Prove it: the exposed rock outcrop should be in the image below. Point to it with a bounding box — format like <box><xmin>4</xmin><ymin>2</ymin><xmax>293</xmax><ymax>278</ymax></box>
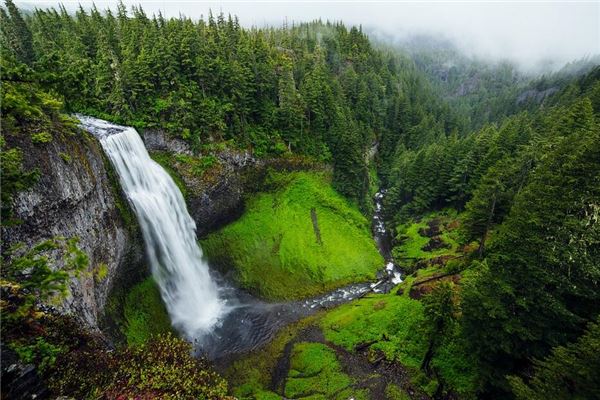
<box><xmin>1</xmin><ymin>129</ymin><xmax>144</xmax><ymax>331</ymax></box>
<box><xmin>141</xmin><ymin>129</ymin><xmax>324</xmax><ymax>237</ymax></box>
<box><xmin>454</xmin><ymin>74</ymin><xmax>480</xmax><ymax>97</ymax></box>
<box><xmin>142</xmin><ymin>128</ymin><xmax>193</xmax><ymax>156</ymax></box>
<box><xmin>0</xmin><ymin>346</ymin><xmax>49</xmax><ymax>400</ymax></box>
<box><xmin>516</xmin><ymin>87</ymin><xmax>559</xmax><ymax>105</ymax></box>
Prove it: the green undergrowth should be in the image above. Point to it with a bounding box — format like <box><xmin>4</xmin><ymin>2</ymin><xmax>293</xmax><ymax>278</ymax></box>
<box><xmin>324</xmin><ymin>288</ymin><xmax>477</xmax><ymax>397</ymax></box>
<box><xmin>230</xmin><ymin>275</ymin><xmax>477</xmax><ymax>399</ymax></box>
<box><xmin>392</xmin><ymin>210</ymin><xmax>461</xmax><ymax>271</ymax></box>
<box><xmin>228</xmin><ymin>315</ymin><xmax>321</xmax><ymax>399</ymax></box>
<box><xmin>321</xmin><ymin>293</ymin><xmax>425</xmax><ymax>369</ymax></box>
<box><xmin>385</xmin><ymin>383</ymin><xmax>411</xmax><ymax>400</ymax></box>
<box><xmin>229</xmin><ymin>314</ymin><xmax>369</xmax><ymax>400</ymax></box>
<box><xmin>201</xmin><ymin>171</ymin><xmax>383</xmax><ymax>300</ymax></box>
<box><xmin>123</xmin><ymin>277</ymin><xmax>173</xmax><ymax>346</ymax></box>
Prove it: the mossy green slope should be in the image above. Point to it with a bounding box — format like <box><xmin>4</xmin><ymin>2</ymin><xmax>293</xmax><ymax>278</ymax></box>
<box><xmin>123</xmin><ymin>277</ymin><xmax>173</xmax><ymax>346</ymax></box>
<box><xmin>201</xmin><ymin>172</ymin><xmax>383</xmax><ymax>300</ymax></box>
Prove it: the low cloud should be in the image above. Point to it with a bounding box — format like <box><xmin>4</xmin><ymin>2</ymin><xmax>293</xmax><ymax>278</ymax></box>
<box><xmin>17</xmin><ymin>1</ymin><xmax>600</xmax><ymax>71</ymax></box>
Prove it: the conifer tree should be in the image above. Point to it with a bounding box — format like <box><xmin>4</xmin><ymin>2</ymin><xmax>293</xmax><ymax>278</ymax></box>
<box><xmin>3</xmin><ymin>0</ymin><xmax>35</xmax><ymax>65</ymax></box>
<box><xmin>509</xmin><ymin>318</ymin><xmax>600</xmax><ymax>400</ymax></box>
<box><xmin>462</xmin><ymin>98</ymin><xmax>600</xmax><ymax>395</ymax></box>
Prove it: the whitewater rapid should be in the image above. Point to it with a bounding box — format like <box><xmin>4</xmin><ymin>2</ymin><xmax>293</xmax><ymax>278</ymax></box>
<box><xmin>79</xmin><ymin>116</ymin><xmax>227</xmax><ymax>340</ymax></box>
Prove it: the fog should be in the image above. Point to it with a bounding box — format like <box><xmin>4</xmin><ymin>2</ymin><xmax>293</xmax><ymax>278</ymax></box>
<box><xmin>16</xmin><ymin>1</ymin><xmax>600</xmax><ymax>71</ymax></box>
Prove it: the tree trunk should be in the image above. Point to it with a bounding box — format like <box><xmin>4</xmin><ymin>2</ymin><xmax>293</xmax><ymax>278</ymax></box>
<box><xmin>478</xmin><ymin>192</ymin><xmax>497</xmax><ymax>257</ymax></box>
<box><xmin>421</xmin><ymin>339</ymin><xmax>436</xmax><ymax>376</ymax></box>
<box><xmin>310</xmin><ymin>207</ymin><xmax>322</xmax><ymax>245</ymax></box>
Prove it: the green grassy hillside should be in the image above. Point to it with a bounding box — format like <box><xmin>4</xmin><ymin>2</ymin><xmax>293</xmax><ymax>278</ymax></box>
<box><xmin>201</xmin><ymin>172</ymin><xmax>383</xmax><ymax>300</ymax></box>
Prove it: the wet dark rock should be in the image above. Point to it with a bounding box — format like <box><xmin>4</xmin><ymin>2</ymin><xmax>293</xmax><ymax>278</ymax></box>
<box><xmin>197</xmin><ymin>156</ymin><xmax>324</xmax><ymax>236</ymax></box>
<box><xmin>1</xmin><ymin>345</ymin><xmax>49</xmax><ymax>400</ymax></box>
<box><xmin>142</xmin><ymin>128</ymin><xmax>193</xmax><ymax>155</ymax></box>
<box><xmin>409</xmin><ymin>284</ymin><xmax>431</xmax><ymax>300</ymax></box>
<box><xmin>354</xmin><ymin>340</ymin><xmax>378</xmax><ymax>352</ymax></box>
<box><xmin>454</xmin><ymin>74</ymin><xmax>480</xmax><ymax>96</ymax></box>
<box><xmin>142</xmin><ymin>129</ymin><xmax>257</xmax><ymax>235</ymax></box>
<box><xmin>418</xmin><ymin>218</ymin><xmax>441</xmax><ymax>237</ymax></box>
<box><xmin>190</xmin><ymin>150</ymin><xmax>257</xmax><ymax>236</ymax></box>
<box><xmin>409</xmin><ymin>273</ymin><xmax>461</xmax><ymax>300</ymax></box>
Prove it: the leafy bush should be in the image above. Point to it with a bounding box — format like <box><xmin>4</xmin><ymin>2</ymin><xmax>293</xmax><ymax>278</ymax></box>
<box><xmin>52</xmin><ymin>333</ymin><xmax>232</xmax><ymax>399</ymax></box>
<box><xmin>10</xmin><ymin>337</ymin><xmax>64</xmax><ymax>372</ymax></box>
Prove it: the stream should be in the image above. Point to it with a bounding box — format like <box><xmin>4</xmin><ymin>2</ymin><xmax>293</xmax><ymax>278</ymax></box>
<box><xmin>80</xmin><ymin>115</ymin><xmax>402</xmax><ymax>362</ymax></box>
<box><xmin>195</xmin><ymin>193</ymin><xmax>404</xmax><ymax>362</ymax></box>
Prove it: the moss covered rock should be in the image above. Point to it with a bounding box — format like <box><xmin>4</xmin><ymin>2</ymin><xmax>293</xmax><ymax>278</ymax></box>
<box><xmin>201</xmin><ymin>172</ymin><xmax>383</xmax><ymax>300</ymax></box>
<box><xmin>285</xmin><ymin>342</ymin><xmax>354</xmax><ymax>399</ymax></box>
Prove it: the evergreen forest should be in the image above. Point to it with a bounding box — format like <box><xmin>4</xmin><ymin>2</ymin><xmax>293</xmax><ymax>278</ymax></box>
<box><xmin>1</xmin><ymin>1</ymin><xmax>598</xmax><ymax>399</ymax></box>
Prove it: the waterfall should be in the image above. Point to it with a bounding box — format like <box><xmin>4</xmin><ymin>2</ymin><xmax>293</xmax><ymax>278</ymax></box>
<box><xmin>79</xmin><ymin>116</ymin><xmax>226</xmax><ymax>340</ymax></box>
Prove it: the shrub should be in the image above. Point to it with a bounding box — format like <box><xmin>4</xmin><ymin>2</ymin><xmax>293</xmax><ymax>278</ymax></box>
<box><xmin>10</xmin><ymin>337</ymin><xmax>64</xmax><ymax>372</ymax></box>
<box><xmin>52</xmin><ymin>333</ymin><xmax>232</xmax><ymax>399</ymax></box>
<box><xmin>31</xmin><ymin>131</ymin><xmax>53</xmax><ymax>144</ymax></box>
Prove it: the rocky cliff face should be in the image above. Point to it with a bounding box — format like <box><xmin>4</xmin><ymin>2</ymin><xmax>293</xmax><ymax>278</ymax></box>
<box><xmin>143</xmin><ymin>129</ymin><xmax>258</xmax><ymax>236</ymax></box>
<box><xmin>516</xmin><ymin>87</ymin><xmax>559</xmax><ymax>105</ymax></box>
<box><xmin>142</xmin><ymin>129</ymin><xmax>323</xmax><ymax>237</ymax></box>
<box><xmin>142</xmin><ymin>128</ymin><xmax>193</xmax><ymax>156</ymax></box>
<box><xmin>1</xmin><ymin>129</ymin><xmax>144</xmax><ymax>330</ymax></box>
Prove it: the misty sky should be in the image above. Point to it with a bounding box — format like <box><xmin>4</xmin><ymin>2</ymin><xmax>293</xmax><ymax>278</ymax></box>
<box><xmin>16</xmin><ymin>1</ymin><xmax>600</xmax><ymax>70</ymax></box>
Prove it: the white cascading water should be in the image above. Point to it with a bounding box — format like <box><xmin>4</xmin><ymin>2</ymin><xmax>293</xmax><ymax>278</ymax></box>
<box><xmin>78</xmin><ymin>116</ymin><xmax>226</xmax><ymax>340</ymax></box>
